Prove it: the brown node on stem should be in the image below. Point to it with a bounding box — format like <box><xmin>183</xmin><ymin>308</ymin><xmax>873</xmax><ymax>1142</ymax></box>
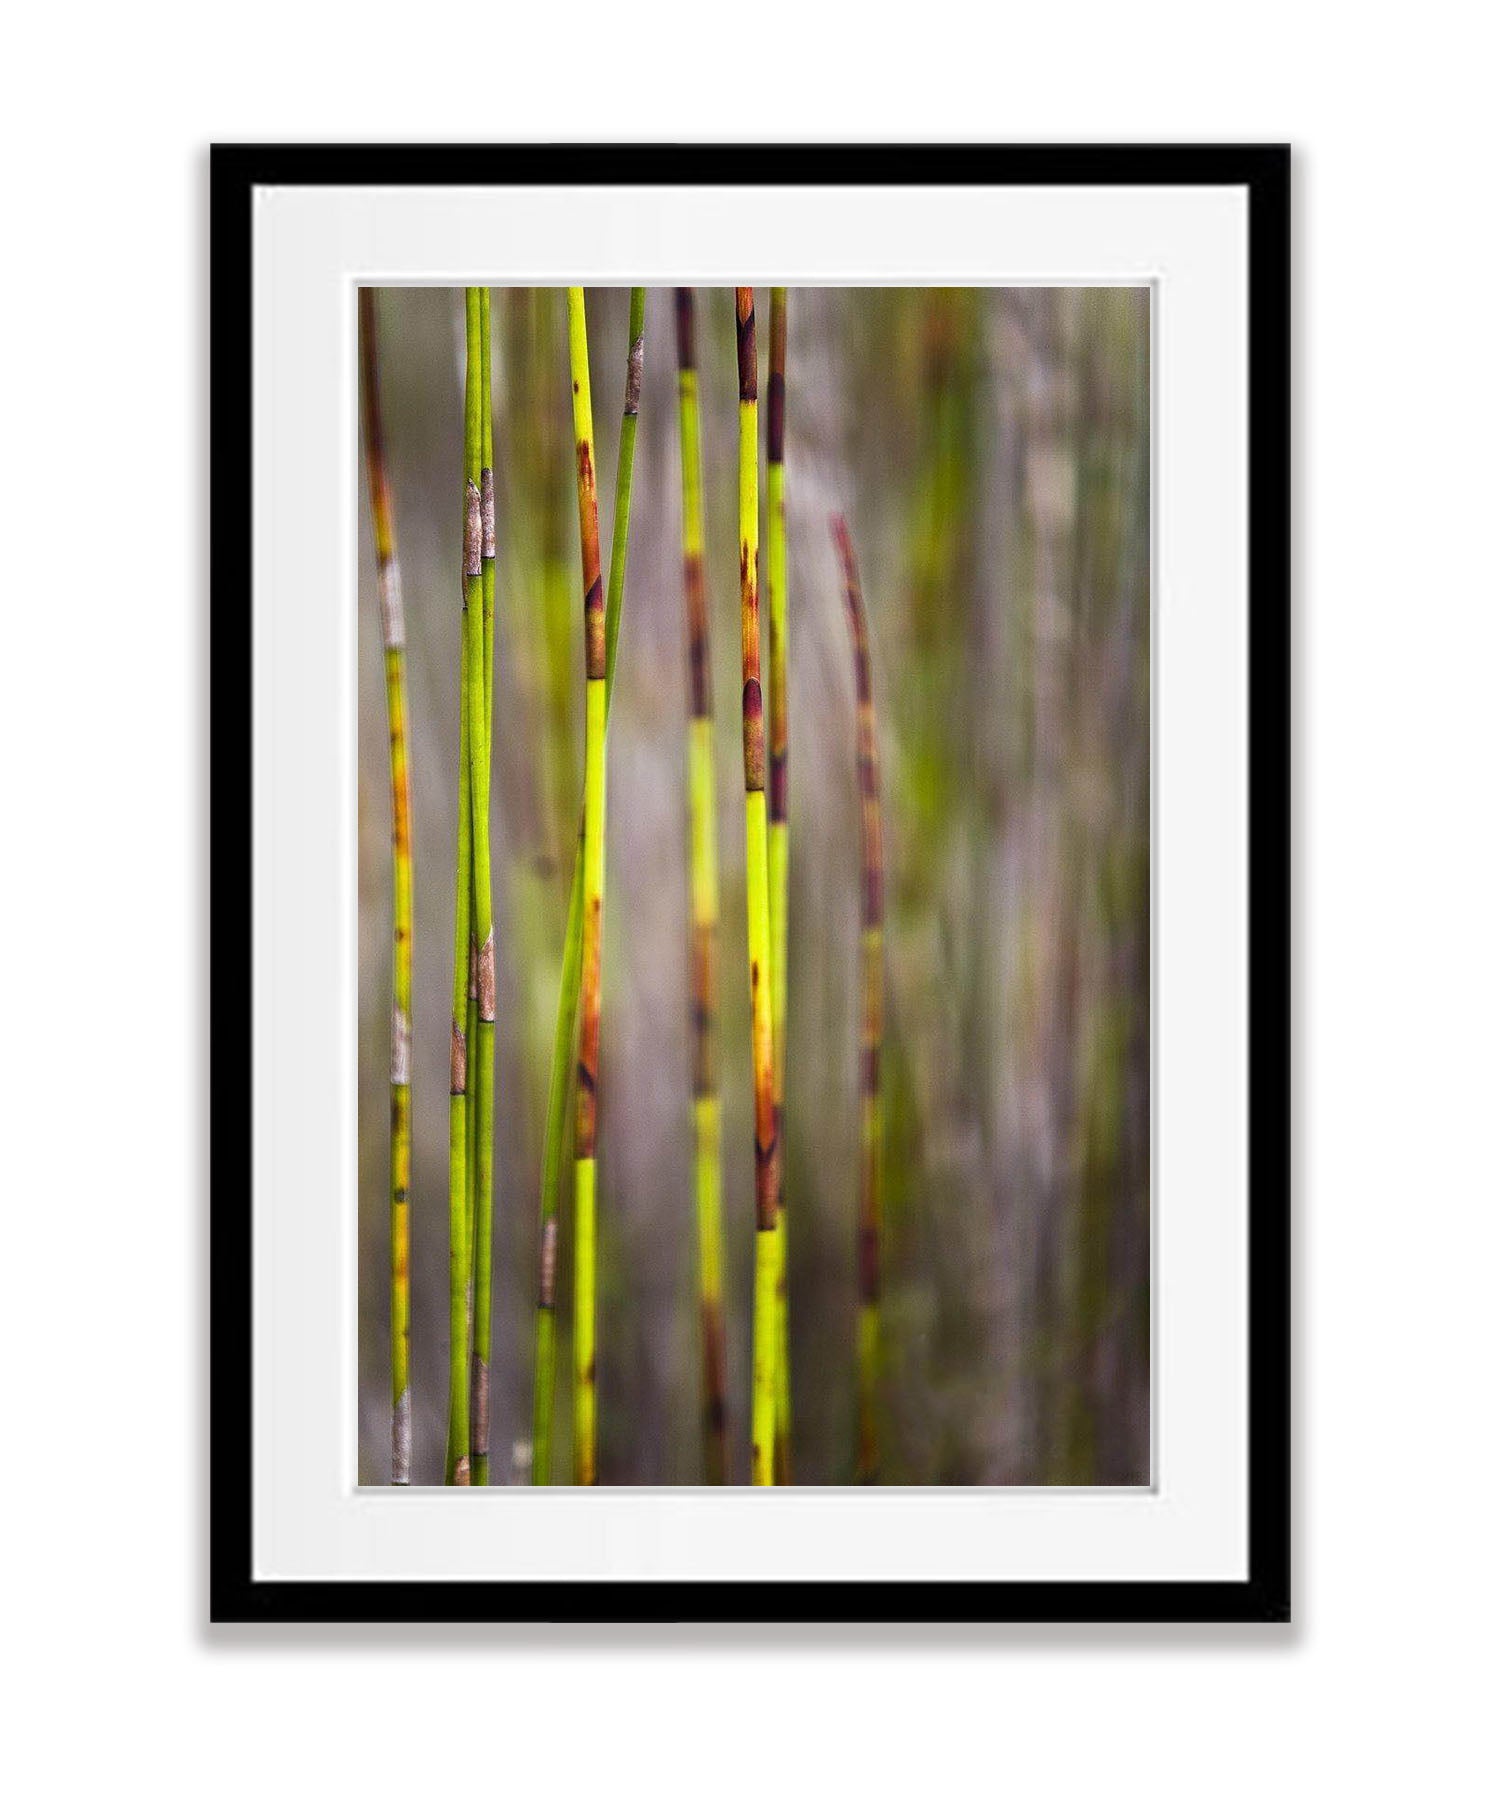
<box><xmin>575</xmin><ymin>1058</ymin><xmax>598</xmax><ymax>1161</ymax></box>
<box><xmin>538</xmin><ymin>1216</ymin><xmax>558</xmax><ymax>1309</ymax></box>
<box><xmin>739</xmin><ymin>541</ymin><xmax>760</xmax><ymax>683</ymax></box>
<box><xmin>477</xmin><ymin>928</ymin><xmax>496</xmax><ymax>1023</ymax></box>
<box><xmin>377</xmin><ymin>557</ymin><xmax>405</xmax><ymax>649</ymax></box>
<box><xmin>480</xmin><ymin>468</ymin><xmax>496</xmax><ymax>560</ymax></box>
<box><xmin>864</xmin><ymin>856</ymin><xmax>885</xmax><ymax>930</ymax></box>
<box><xmin>753</xmin><ymin>1078</ymin><xmax>779</xmax><ymax>1232</ymax></box>
<box><xmin>575</xmin><ymin>899</ymin><xmax>603</xmax><ymax>1158</ymax></box>
<box><xmin>584</xmin><ymin>580</ymin><xmax>606</xmax><ymax>681</ymax></box>
<box><xmin>767</xmin><ymin>289</ymin><xmax>787</xmax><ymax>459</ymax></box>
<box><xmin>392</xmin><ymin>1389</ymin><xmax>411</xmax><ymax>1485</ymax></box>
<box><xmin>470</xmin><ymin>1355</ymin><xmax>490</xmax><ymax>1446</ymax></box>
<box><xmin>390</xmin><ymin>756</ymin><xmax>411</xmax><ymax>860</ymax></box>
<box><xmin>857</xmin><ymin>743</ymin><xmax>878</xmax><ymax>800</ymax></box>
<box><xmin>742</xmin><ymin>677</ymin><xmax>766</xmax><ymax>790</ymax></box>
<box><xmin>691</xmin><ymin>922</ymin><xmax>716</xmax><ymax>1097</ymax></box>
<box><xmin>625</xmin><ymin>332</ymin><xmax>644</xmax><ymax>417</ymax></box>
<box><xmin>685</xmin><ymin>556</ymin><xmax>710</xmax><ymax>716</ymax></box>
<box><xmin>770</xmin><ymin>372</ymin><xmax>785</xmax><ymax>468</ymax></box>
<box><xmin>735</xmin><ymin>288</ymin><xmax>757</xmax><ymax>400</ymax></box>
<box><xmin>769</xmin><ymin>747</ymin><xmax>787</xmax><ymax>824</ymax></box>
<box><xmin>391</xmin><ymin>1005</ymin><xmax>412</xmax><ymax>1087</ymax></box>
<box><xmin>701</xmin><ymin>1298</ymin><xmax>728</xmax><ymax>1482</ymax></box>
<box><xmin>464</xmin><ymin>480</ymin><xmax>482</xmax><ymax>579</ymax></box>
<box><xmin>674</xmin><ymin>288</ymin><xmax>696</xmax><ymax>370</ymax></box>
<box><xmin>575</xmin><ymin>433</ymin><xmax>602</xmax><ymax>663</ymax></box>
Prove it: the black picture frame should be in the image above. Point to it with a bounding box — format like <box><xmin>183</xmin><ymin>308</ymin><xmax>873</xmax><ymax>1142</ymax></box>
<box><xmin>210</xmin><ymin>143</ymin><xmax>1290</xmax><ymax>1626</ymax></box>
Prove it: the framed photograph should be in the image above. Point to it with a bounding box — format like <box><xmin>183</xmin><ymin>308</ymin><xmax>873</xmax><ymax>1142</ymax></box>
<box><xmin>211</xmin><ymin>143</ymin><xmax>1289</xmax><ymax>1623</ymax></box>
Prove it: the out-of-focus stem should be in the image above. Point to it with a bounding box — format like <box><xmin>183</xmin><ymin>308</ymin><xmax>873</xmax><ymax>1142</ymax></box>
<box><xmin>832</xmin><ymin>515</ymin><xmax>884</xmax><ymax>1485</ymax></box>
<box><xmin>358</xmin><ymin>289</ymin><xmax>414</xmax><ymax>1485</ymax></box>
<box><xmin>676</xmin><ymin>289</ymin><xmax>728</xmax><ymax>1483</ymax></box>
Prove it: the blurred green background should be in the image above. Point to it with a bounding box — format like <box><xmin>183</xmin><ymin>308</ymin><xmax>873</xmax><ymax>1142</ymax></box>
<box><xmin>358</xmin><ymin>286</ymin><xmax>1150</xmax><ymax>1485</ymax></box>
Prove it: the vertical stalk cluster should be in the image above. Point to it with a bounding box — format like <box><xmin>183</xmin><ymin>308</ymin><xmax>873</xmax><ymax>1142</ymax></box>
<box><xmin>832</xmin><ymin>516</ymin><xmax>885</xmax><ymax>1483</ymax></box>
<box><xmin>358</xmin><ymin>290</ymin><xmax>415</xmax><ymax>1486</ymax></box>
<box><xmin>374</xmin><ymin>288</ymin><xmax>915</xmax><ymax>1487</ymax></box>
<box><xmin>675</xmin><ymin>289</ymin><xmax>728</xmax><ymax>1483</ymax></box>
<box><xmin>765</xmin><ymin>287</ymin><xmax>792</xmax><ymax>1483</ymax></box>
<box><xmin>735</xmin><ymin>288</ymin><xmax>779</xmax><ymax>1486</ymax></box>
<box><xmin>531</xmin><ymin>289</ymin><xmax>643</xmax><ymax>1485</ymax></box>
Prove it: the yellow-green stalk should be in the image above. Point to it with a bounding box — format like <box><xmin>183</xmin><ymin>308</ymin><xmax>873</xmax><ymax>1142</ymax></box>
<box><xmin>676</xmin><ymin>289</ymin><xmax>728</xmax><ymax>1483</ymax></box>
<box><xmin>765</xmin><ymin>286</ymin><xmax>792</xmax><ymax>1483</ymax></box>
<box><xmin>832</xmin><ymin>516</ymin><xmax>885</xmax><ymax>1484</ymax></box>
<box><xmin>444</xmin><ymin>293</ymin><xmax>484</xmax><ymax>1484</ymax></box>
<box><xmin>469</xmin><ymin>287</ymin><xmax>497</xmax><ymax>1485</ymax></box>
<box><xmin>532</xmin><ymin>289</ymin><xmax>644</xmax><ymax>1484</ymax></box>
<box><xmin>358</xmin><ymin>290</ymin><xmax>414</xmax><ymax>1485</ymax></box>
<box><xmin>735</xmin><ymin>289</ymin><xmax>778</xmax><ymax>1486</ymax></box>
<box><xmin>568</xmin><ymin>287</ymin><xmax>610</xmax><ymax>1486</ymax></box>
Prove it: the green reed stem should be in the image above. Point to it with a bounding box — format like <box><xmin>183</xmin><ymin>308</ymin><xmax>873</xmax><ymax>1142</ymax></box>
<box><xmin>567</xmin><ymin>287</ymin><xmax>608</xmax><ymax>1485</ymax></box>
<box><xmin>531</xmin><ymin>289</ymin><xmax>644</xmax><ymax>1485</ymax></box>
<box><xmin>444</xmin><ymin>292</ymin><xmax>484</xmax><ymax>1483</ymax></box>
<box><xmin>469</xmin><ymin>287</ymin><xmax>497</xmax><ymax>1485</ymax></box>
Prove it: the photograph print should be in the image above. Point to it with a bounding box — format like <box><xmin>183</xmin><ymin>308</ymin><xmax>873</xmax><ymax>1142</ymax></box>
<box><xmin>357</xmin><ymin>283</ymin><xmax>1151</xmax><ymax>1490</ymax></box>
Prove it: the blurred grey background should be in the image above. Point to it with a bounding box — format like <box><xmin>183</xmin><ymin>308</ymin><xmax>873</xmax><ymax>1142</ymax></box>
<box><xmin>358</xmin><ymin>286</ymin><xmax>1150</xmax><ymax>1485</ymax></box>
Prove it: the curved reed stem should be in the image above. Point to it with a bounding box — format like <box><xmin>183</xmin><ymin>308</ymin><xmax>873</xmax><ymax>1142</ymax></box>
<box><xmin>358</xmin><ymin>290</ymin><xmax>414</xmax><ymax>1486</ymax></box>
<box><xmin>469</xmin><ymin>287</ymin><xmax>497</xmax><ymax>1485</ymax></box>
<box><xmin>735</xmin><ymin>288</ymin><xmax>778</xmax><ymax>1486</ymax></box>
<box><xmin>832</xmin><ymin>515</ymin><xmax>885</xmax><ymax>1483</ymax></box>
<box><xmin>531</xmin><ymin>290</ymin><xmax>644</xmax><ymax>1484</ymax></box>
<box><xmin>766</xmin><ymin>286</ymin><xmax>792</xmax><ymax>1483</ymax></box>
<box><xmin>676</xmin><ymin>289</ymin><xmax>728</xmax><ymax>1483</ymax></box>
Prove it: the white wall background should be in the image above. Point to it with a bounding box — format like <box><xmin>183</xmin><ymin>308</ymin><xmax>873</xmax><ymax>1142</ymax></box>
<box><xmin>4</xmin><ymin>5</ymin><xmax>1495</xmax><ymax>1794</ymax></box>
